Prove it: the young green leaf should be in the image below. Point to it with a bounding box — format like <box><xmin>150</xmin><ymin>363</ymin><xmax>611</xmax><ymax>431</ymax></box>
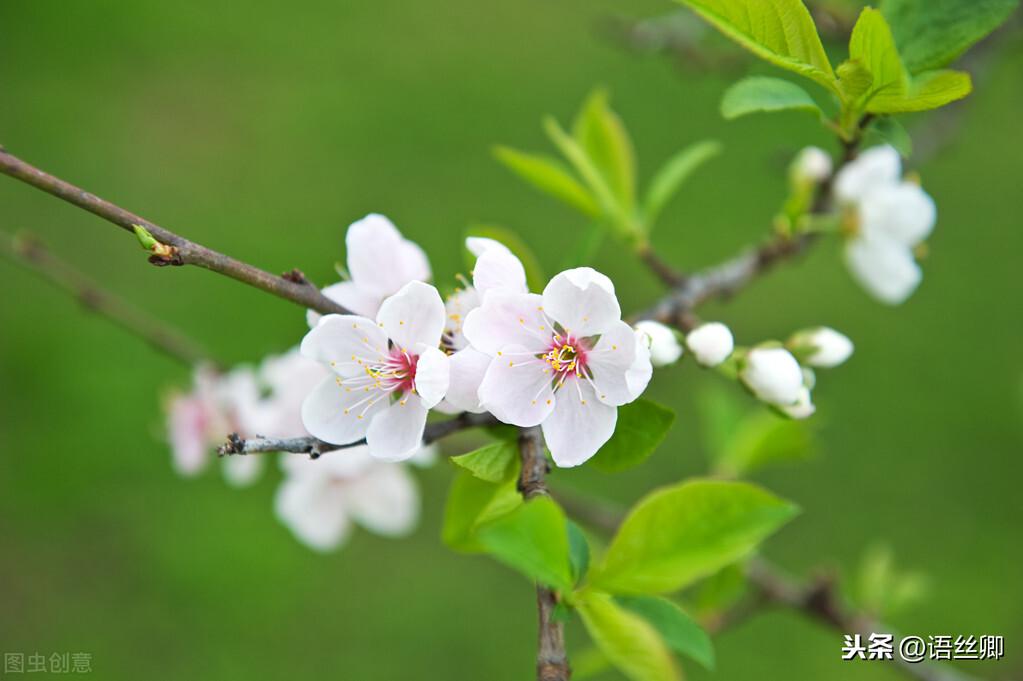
<box><xmin>617</xmin><ymin>595</ymin><xmax>716</xmax><ymax>670</ymax></box>
<box><xmin>464</xmin><ymin>224</ymin><xmax>547</xmax><ymax>292</ymax></box>
<box><xmin>573</xmin><ymin>88</ymin><xmax>637</xmax><ymax>212</ymax></box>
<box><xmin>836</xmin><ymin>59</ymin><xmax>875</xmax><ymax>102</ymax></box>
<box><xmin>577</xmin><ymin>591</ymin><xmax>681</xmax><ymax>681</ymax></box>
<box><xmin>590</xmin><ymin>479</ymin><xmax>799</xmax><ymax>594</ymax></box>
<box><xmin>882</xmin><ymin>0</ymin><xmax>1019</xmax><ymax>73</ymax></box>
<box><xmin>442</xmin><ymin>470</ymin><xmax>521</xmax><ymax>552</ymax></box>
<box><xmin>589</xmin><ymin>399</ymin><xmax>676</xmax><ymax>473</ymax></box>
<box><xmin>848</xmin><ymin>8</ymin><xmax>909</xmax><ymax>106</ymax></box>
<box><xmin>714</xmin><ymin>411</ymin><xmax>814</xmax><ymax>477</ymax></box>
<box><xmin>870</xmin><ymin>69</ymin><xmax>972</xmax><ymax>113</ymax></box>
<box><xmin>675</xmin><ymin>0</ymin><xmax>838</xmax><ymax>93</ymax></box>
<box><xmin>720</xmin><ymin>76</ymin><xmax>822</xmax><ymax>120</ymax></box>
<box><xmin>567</xmin><ymin>520</ymin><xmax>592</xmax><ymax>583</ymax></box>
<box><xmin>450</xmin><ymin>440</ymin><xmax>517</xmax><ymax>483</ymax></box>
<box><xmin>492</xmin><ymin>146</ymin><xmax>600</xmax><ymax>218</ymax></box>
<box><xmin>476</xmin><ymin>497</ymin><xmax>574</xmax><ymax>590</ymax></box>
<box><xmin>867</xmin><ymin>117</ymin><xmax>913</xmax><ymax>157</ymax></box>
<box><xmin>642</xmin><ymin>140</ymin><xmax>722</xmax><ymax>228</ymax></box>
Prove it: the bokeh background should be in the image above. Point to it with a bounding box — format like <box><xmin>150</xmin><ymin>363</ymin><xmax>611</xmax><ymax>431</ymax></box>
<box><xmin>1</xmin><ymin>1</ymin><xmax>1021</xmax><ymax>679</ymax></box>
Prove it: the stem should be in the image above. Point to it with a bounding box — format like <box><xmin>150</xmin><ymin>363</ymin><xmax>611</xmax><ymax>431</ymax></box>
<box><xmin>0</xmin><ymin>148</ymin><xmax>349</xmax><ymax>316</ymax></box>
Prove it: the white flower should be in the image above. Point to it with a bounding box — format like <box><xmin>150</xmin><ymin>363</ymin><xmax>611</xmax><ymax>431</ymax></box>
<box><xmin>789</xmin><ymin>327</ymin><xmax>854</xmax><ymax>368</ymax></box>
<box><xmin>685</xmin><ymin>322</ymin><xmax>734</xmax><ymax>367</ymax></box>
<box><xmin>740</xmin><ymin>347</ymin><xmax>804</xmax><ymax>407</ymax></box>
<box><xmin>834</xmin><ymin>145</ymin><xmax>936</xmax><ymax>305</ymax></box>
<box><xmin>463</xmin><ymin>267</ymin><xmax>651</xmax><ymax>467</ymax></box>
<box><xmin>308</xmin><ymin>214</ymin><xmax>430</xmax><ymax>326</ymax></box>
<box><xmin>300</xmin><ymin>281</ymin><xmax>450</xmax><ymax>461</ymax></box>
<box><xmin>634</xmin><ymin>320</ymin><xmax>683</xmax><ymax>367</ymax></box>
<box><xmin>793</xmin><ymin>146</ymin><xmax>833</xmax><ymax>184</ymax></box>
<box><xmin>275</xmin><ymin>445</ymin><xmax>422</xmax><ymax>552</ymax></box>
<box><xmin>781</xmin><ymin>386</ymin><xmax>816</xmax><ymax>420</ymax></box>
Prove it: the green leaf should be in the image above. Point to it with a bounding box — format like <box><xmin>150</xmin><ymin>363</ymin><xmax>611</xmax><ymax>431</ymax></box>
<box><xmin>882</xmin><ymin>0</ymin><xmax>1019</xmax><ymax>73</ymax></box>
<box><xmin>720</xmin><ymin>76</ymin><xmax>821</xmax><ymax>120</ymax></box>
<box><xmin>714</xmin><ymin>411</ymin><xmax>814</xmax><ymax>477</ymax></box>
<box><xmin>836</xmin><ymin>59</ymin><xmax>875</xmax><ymax>101</ymax></box>
<box><xmin>870</xmin><ymin>69</ymin><xmax>972</xmax><ymax>113</ymax></box>
<box><xmin>476</xmin><ymin>497</ymin><xmax>574</xmax><ymax>590</ymax></box>
<box><xmin>464</xmin><ymin>224</ymin><xmax>547</xmax><ymax>292</ymax></box>
<box><xmin>675</xmin><ymin>0</ymin><xmax>837</xmax><ymax>92</ymax></box>
<box><xmin>572</xmin><ymin>647</ymin><xmax>611</xmax><ymax>680</ymax></box>
<box><xmin>868</xmin><ymin>117</ymin><xmax>913</xmax><ymax>157</ymax></box>
<box><xmin>573</xmin><ymin>88</ymin><xmax>637</xmax><ymax>212</ymax></box>
<box><xmin>492</xmin><ymin>146</ymin><xmax>600</xmax><ymax>218</ymax></box>
<box><xmin>590</xmin><ymin>479</ymin><xmax>799</xmax><ymax>594</ymax></box>
<box><xmin>642</xmin><ymin>140</ymin><xmax>722</xmax><ymax>228</ymax></box>
<box><xmin>618</xmin><ymin>595</ymin><xmax>716</xmax><ymax>671</ymax></box>
<box><xmin>693</xmin><ymin>562</ymin><xmax>748</xmax><ymax>614</ymax></box>
<box><xmin>442</xmin><ymin>470</ymin><xmax>521</xmax><ymax>552</ymax></box>
<box><xmin>589</xmin><ymin>399</ymin><xmax>675</xmax><ymax>473</ymax></box>
<box><xmin>568</xmin><ymin>520</ymin><xmax>591</xmax><ymax>583</ymax></box>
<box><xmin>450</xmin><ymin>440</ymin><xmax>517</xmax><ymax>483</ymax></box>
<box><xmin>848</xmin><ymin>8</ymin><xmax>910</xmax><ymax>106</ymax></box>
<box><xmin>577</xmin><ymin>591</ymin><xmax>681</xmax><ymax>681</ymax></box>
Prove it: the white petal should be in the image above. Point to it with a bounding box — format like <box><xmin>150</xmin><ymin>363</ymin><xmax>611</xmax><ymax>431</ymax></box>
<box><xmin>462</xmin><ymin>290</ymin><xmax>550</xmax><ymax>356</ymax></box>
<box><xmin>626</xmin><ymin>330</ymin><xmax>653</xmax><ymax>400</ymax></box>
<box><xmin>307</xmin><ymin>281</ymin><xmax>383</xmax><ymax>329</ymax></box>
<box><xmin>633</xmin><ymin>320</ymin><xmax>683</xmax><ymax>367</ymax></box>
<box><xmin>542</xmin><ymin>377</ymin><xmax>617</xmax><ymax>468</ymax></box>
<box><xmin>793</xmin><ymin>146</ymin><xmax>832</xmax><ymax>183</ymax></box>
<box><xmin>300</xmin><ymin>314</ymin><xmax>389</xmax><ymax>377</ymax></box>
<box><xmin>346</xmin><ymin>214</ymin><xmax>431</xmax><ymax>297</ymax></box>
<box><xmin>845</xmin><ymin>238</ymin><xmax>922</xmax><ymax>305</ymax></box>
<box><xmin>859</xmin><ymin>182</ymin><xmax>936</xmax><ymax>246</ymax></box>
<box><xmin>414</xmin><ymin>344</ymin><xmax>450</xmax><ymax>409</ymax></box>
<box><xmin>740</xmin><ymin>347</ymin><xmax>805</xmax><ymax>406</ymax></box>
<box><xmin>466</xmin><ymin>236</ymin><xmax>511</xmax><ymax>258</ymax></box>
<box><xmin>444</xmin><ymin>347</ymin><xmax>491</xmax><ymax>413</ymax></box>
<box><xmin>167</xmin><ymin>394</ymin><xmax>212</xmax><ymax>476</ymax></box>
<box><xmin>376</xmin><ymin>281</ymin><xmax>447</xmax><ymax>351</ymax></box>
<box><xmin>542</xmin><ymin>267</ymin><xmax>621</xmax><ymax>336</ymax></box>
<box><xmin>221</xmin><ymin>454</ymin><xmax>265</xmax><ymax>488</ymax></box>
<box><xmin>274</xmin><ymin>474</ymin><xmax>351</xmax><ymax>552</ymax></box>
<box><xmin>408</xmin><ymin>443</ymin><xmax>439</xmax><ymax>468</ymax></box>
<box><xmin>443</xmin><ymin>286</ymin><xmax>481</xmax><ymax>351</ymax></box>
<box><xmin>686</xmin><ymin>322</ymin><xmax>735</xmax><ymax>367</ymax></box>
<box><xmin>473</xmin><ymin>246</ymin><xmax>528</xmax><ymax>298</ymax></box>
<box><xmin>300</xmin><ymin>375</ymin><xmax>385</xmax><ymax>444</ymax></box>
<box><xmin>344</xmin><ymin>463</ymin><xmax>420</xmax><ymax>536</ymax></box>
<box><xmin>793</xmin><ymin>327</ymin><xmax>854</xmax><ymax>368</ymax></box>
<box><xmin>834</xmin><ymin>145</ymin><xmax>902</xmax><ymax>204</ymax></box>
<box><xmin>477</xmin><ymin>346</ymin><xmax>555</xmax><ymax>427</ymax></box>
<box><xmin>586</xmin><ymin>320</ymin><xmax>640</xmax><ymax>406</ymax></box>
<box><xmin>781</xmin><ymin>387</ymin><xmax>816</xmax><ymax>419</ymax></box>
<box><xmin>366</xmin><ymin>397</ymin><xmax>429</xmax><ymax>462</ymax></box>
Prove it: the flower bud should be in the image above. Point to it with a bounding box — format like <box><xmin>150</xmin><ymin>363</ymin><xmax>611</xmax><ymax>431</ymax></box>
<box><xmin>781</xmin><ymin>386</ymin><xmax>815</xmax><ymax>419</ymax></box>
<box><xmin>789</xmin><ymin>327</ymin><xmax>854</xmax><ymax>368</ymax></box>
<box><xmin>793</xmin><ymin>146</ymin><xmax>833</xmax><ymax>184</ymax></box>
<box><xmin>685</xmin><ymin>322</ymin><xmax>734</xmax><ymax>367</ymax></box>
<box><xmin>634</xmin><ymin>320</ymin><xmax>683</xmax><ymax>367</ymax></box>
<box><xmin>740</xmin><ymin>347</ymin><xmax>804</xmax><ymax>406</ymax></box>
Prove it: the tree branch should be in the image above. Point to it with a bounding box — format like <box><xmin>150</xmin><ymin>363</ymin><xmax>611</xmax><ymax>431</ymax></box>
<box><xmin>0</xmin><ymin>148</ymin><xmax>349</xmax><ymax>316</ymax></box>
<box><xmin>518</xmin><ymin>426</ymin><xmax>571</xmax><ymax>681</ymax></box>
<box><xmin>0</xmin><ymin>228</ymin><xmax>212</xmax><ymax>367</ymax></box>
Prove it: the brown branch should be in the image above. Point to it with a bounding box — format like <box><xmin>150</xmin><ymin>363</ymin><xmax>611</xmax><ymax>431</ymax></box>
<box><xmin>0</xmin><ymin>229</ymin><xmax>212</xmax><ymax>367</ymax></box>
<box><xmin>0</xmin><ymin>148</ymin><xmax>349</xmax><ymax>316</ymax></box>
<box><xmin>517</xmin><ymin>426</ymin><xmax>571</xmax><ymax>681</ymax></box>
<box><xmin>218</xmin><ymin>411</ymin><xmax>500</xmax><ymax>458</ymax></box>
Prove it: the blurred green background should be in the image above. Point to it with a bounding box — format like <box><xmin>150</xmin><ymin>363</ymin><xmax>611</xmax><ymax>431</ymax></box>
<box><xmin>1</xmin><ymin>1</ymin><xmax>1021</xmax><ymax>679</ymax></box>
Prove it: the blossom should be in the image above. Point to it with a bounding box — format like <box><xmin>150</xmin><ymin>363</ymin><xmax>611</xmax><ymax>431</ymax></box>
<box><xmin>464</xmin><ymin>267</ymin><xmax>651</xmax><ymax>467</ymax></box>
<box><xmin>685</xmin><ymin>322</ymin><xmax>734</xmax><ymax>367</ymax></box>
<box><xmin>739</xmin><ymin>347</ymin><xmax>804</xmax><ymax>408</ymax></box>
<box><xmin>781</xmin><ymin>386</ymin><xmax>816</xmax><ymax>420</ymax></box>
<box><xmin>275</xmin><ymin>445</ymin><xmax>424</xmax><ymax>552</ymax></box>
<box><xmin>834</xmin><ymin>145</ymin><xmax>936</xmax><ymax>304</ymax></box>
<box><xmin>308</xmin><ymin>214</ymin><xmax>430</xmax><ymax>326</ymax></box>
<box><xmin>300</xmin><ymin>281</ymin><xmax>450</xmax><ymax>461</ymax></box>
<box><xmin>789</xmin><ymin>327</ymin><xmax>854</xmax><ymax>368</ymax></box>
<box><xmin>793</xmin><ymin>146</ymin><xmax>833</xmax><ymax>184</ymax></box>
<box><xmin>634</xmin><ymin>320</ymin><xmax>683</xmax><ymax>367</ymax></box>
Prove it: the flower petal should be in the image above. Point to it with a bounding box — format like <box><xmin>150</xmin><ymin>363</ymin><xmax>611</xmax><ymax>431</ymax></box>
<box><xmin>346</xmin><ymin>214</ymin><xmax>431</xmax><ymax>296</ymax></box>
<box><xmin>414</xmin><ymin>344</ymin><xmax>450</xmax><ymax>409</ymax></box>
<box><xmin>444</xmin><ymin>346</ymin><xmax>491</xmax><ymax>413</ymax></box>
<box><xmin>542</xmin><ymin>267</ymin><xmax>621</xmax><ymax>336</ymax></box>
<box><xmin>307</xmin><ymin>281</ymin><xmax>384</xmax><ymax>328</ymax></box>
<box><xmin>301</xmin><ymin>314</ymin><xmax>389</xmax><ymax>377</ymax></box>
<box><xmin>376</xmin><ymin>281</ymin><xmax>447</xmax><ymax>351</ymax></box>
<box><xmin>167</xmin><ymin>394</ymin><xmax>212</xmax><ymax>476</ymax></box>
<box><xmin>443</xmin><ymin>286</ymin><xmax>481</xmax><ymax>351</ymax></box>
<box><xmin>300</xmin><ymin>375</ymin><xmax>386</xmax><ymax>444</ymax></box>
<box><xmin>586</xmin><ymin>320</ymin><xmax>640</xmax><ymax>406</ymax></box>
<box><xmin>859</xmin><ymin>182</ymin><xmax>936</xmax><ymax>246</ymax></box>
<box><xmin>366</xmin><ymin>396</ymin><xmax>429</xmax><ymax>462</ymax></box>
<box><xmin>471</xmin><ymin>239</ymin><xmax>528</xmax><ymax>297</ymax></box>
<box><xmin>626</xmin><ymin>330</ymin><xmax>653</xmax><ymax>400</ymax></box>
<box><xmin>344</xmin><ymin>463</ymin><xmax>420</xmax><ymax>536</ymax></box>
<box><xmin>274</xmin><ymin>474</ymin><xmax>351</xmax><ymax>552</ymax></box>
<box><xmin>221</xmin><ymin>454</ymin><xmax>265</xmax><ymax>488</ymax></box>
<box><xmin>542</xmin><ymin>377</ymin><xmax>617</xmax><ymax>468</ymax></box>
<box><xmin>477</xmin><ymin>345</ymin><xmax>555</xmax><ymax>427</ymax></box>
<box><xmin>462</xmin><ymin>290</ymin><xmax>549</xmax><ymax>356</ymax></box>
<box><xmin>834</xmin><ymin>145</ymin><xmax>901</xmax><ymax>204</ymax></box>
<box><xmin>845</xmin><ymin>237</ymin><xmax>922</xmax><ymax>305</ymax></box>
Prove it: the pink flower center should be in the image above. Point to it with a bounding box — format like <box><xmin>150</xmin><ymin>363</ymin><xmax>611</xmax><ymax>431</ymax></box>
<box><xmin>543</xmin><ymin>335</ymin><xmax>589</xmax><ymax>384</ymax></box>
<box><xmin>335</xmin><ymin>347</ymin><xmax>418</xmax><ymax>420</ymax></box>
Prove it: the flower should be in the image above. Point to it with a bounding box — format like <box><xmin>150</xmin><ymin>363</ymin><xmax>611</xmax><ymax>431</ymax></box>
<box><xmin>793</xmin><ymin>146</ymin><xmax>833</xmax><ymax>184</ymax></box>
<box><xmin>788</xmin><ymin>327</ymin><xmax>854</xmax><ymax>368</ymax></box>
<box><xmin>300</xmin><ymin>281</ymin><xmax>450</xmax><ymax>461</ymax></box>
<box><xmin>781</xmin><ymin>386</ymin><xmax>816</xmax><ymax>420</ymax></box>
<box><xmin>308</xmin><ymin>214</ymin><xmax>430</xmax><ymax>326</ymax></box>
<box><xmin>739</xmin><ymin>347</ymin><xmax>804</xmax><ymax>407</ymax></box>
<box><xmin>275</xmin><ymin>445</ymin><xmax>423</xmax><ymax>552</ymax></box>
<box><xmin>634</xmin><ymin>320</ymin><xmax>683</xmax><ymax>367</ymax></box>
<box><xmin>834</xmin><ymin>145</ymin><xmax>936</xmax><ymax>304</ymax></box>
<box><xmin>463</xmin><ymin>267</ymin><xmax>651</xmax><ymax>467</ymax></box>
<box><xmin>685</xmin><ymin>322</ymin><xmax>735</xmax><ymax>367</ymax></box>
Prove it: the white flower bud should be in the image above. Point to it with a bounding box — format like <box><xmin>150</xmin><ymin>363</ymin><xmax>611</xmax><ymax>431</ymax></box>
<box><xmin>793</xmin><ymin>146</ymin><xmax>833</xmax><ymax>184</ymax></box>
<box><xmin>740</xmin><ymin>347</ymin><xmax>804</xmax><ymax>406</ymax></box>
<box><xmin>790</xmin><ymin>327</ymin><xmax>854</xmax><ymax>368</ymax></box>
<box><xmin>634</xmin><ymin>320</ymin><xmax>683</xmax><ymax>367</ymax></box>
<box><xmin>781</xmin><ymin>387</ymin><xmax>815</xmax><ymax>419</ymax></box>
<box><xmin>685</xmin><ymin>322</ymin><xmax>734</xmax><ymax>367</ymax></box>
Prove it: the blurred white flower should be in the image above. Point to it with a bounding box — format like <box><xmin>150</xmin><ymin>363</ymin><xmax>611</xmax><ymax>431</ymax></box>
<box><xmin>781</xmin><ymin>386</ymin><xmax>816</xmax><ymax>420</ymax></box>
<box><xmin>793</xmin><ymin>146</ymin><xmax>833</xmax><ymax>184</ymax></box>
<box><xmin>789</xmin><ymin>327</ymin><xmax>854</xmax><ymax>368</ymax></box>
<box><xmin>686</xmin><ymin>322</ymin><xmax>734</xmax><ymax>367</ymax></box>
<box><xmin>740</xmin><ymin>347</ymin><xmax>804</xmax><ymax>407</ymax></box>
<box><xmin>634</xmin><ymin>320</ymin><xmax>683</xmax><ymax>367</ymax></box>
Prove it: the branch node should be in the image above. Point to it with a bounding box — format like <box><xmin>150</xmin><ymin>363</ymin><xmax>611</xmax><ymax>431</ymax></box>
<box><xmin>282</xmin><ymin>268</ymin><xmax>311</xmax><ymax>286</ymax></box>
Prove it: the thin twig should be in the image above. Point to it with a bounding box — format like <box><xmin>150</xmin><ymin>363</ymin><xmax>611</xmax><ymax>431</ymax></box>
<box><xmin>0</xmin><ymin>149</ymin><xmax>349</xmax><ymax>316</ymax></box>
<box><xmin>518</xmin><ymin>426</ymin><xmax>571</xmax><ymax>681</ymax></box>
<box><xmin>0</xmin><ymin>229</ymin><xmax>212</xmax><ymax>367</ymax></box>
